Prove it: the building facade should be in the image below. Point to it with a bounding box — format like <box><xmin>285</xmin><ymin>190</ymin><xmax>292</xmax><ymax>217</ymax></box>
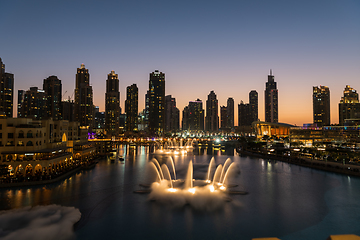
<box><xmin>125</xmin><ymin>84</ymin><xmax>138</xmax><ymax>132</ymax></box>
<box><xmin>313</xmin><ymin>86</ymin><xmax>330</xmax><ymax>127</ymax></box>
<box><xmin>19</xmin><ymin>87</ymin><xmax>48</xmax><ymax>120</ymax></box>
<box><xmin>265</xmin><ymin>70</ymin><xmax>278</xmax><ymax>123</ymax></box>
<box><xmin>227</xmin><ymin>97</ymin><xmax>234</xmax><ymax>129</ymax></box>
<box><xmin>339</xmin><ymin>85</ymin><xmax>360</xmax><ymax>126</ymax></box>
<box><xmin>43</xmin><ymin>75</ymin><xmax>62</xmax><ymax>120</ymax></box>
<box><xmin>249</xmin><ymin>90</ymin><xmax>258</xmax><ymax>123</ymax></box>
<box><xmin>164</xmin><ymin>95</ymin><xmax>180</xmax><ymax>132</ymax></box>
<box><xmin>148</xmin><ymin>70</ymin><xmax>165</xmax><ymax>135</ymax></box>
<box><xmin>75</xmin><ymin>64</ymin><xmax>94</xmax><ymax>129</ymax></box>
<box><xmin>105</xmin><ymin>71</ymin><xmax>120</xmax><ymax>136</ymax></box>
<box><xmin>205</xmin><ymin>91</ymin><xmax>219</xmax><ymax>132</ymax></box>
<box><xmin>0</xmin><ymin>58</ymin><xmax>14</xmax><ymax>118</ymax></box>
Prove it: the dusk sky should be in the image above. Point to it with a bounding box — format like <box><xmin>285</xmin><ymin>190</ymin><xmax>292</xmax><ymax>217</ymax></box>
<box><xmin>1</xmin><ymin>0</ymin><xmax>359</xmax><ymax>126</ymax></box>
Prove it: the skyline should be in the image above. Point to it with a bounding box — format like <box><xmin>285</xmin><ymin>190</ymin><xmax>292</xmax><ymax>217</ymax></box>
<box><xmin>1</xmin><ymin>0</ymin><xmax>359</xmax><ymax>126</ymax></box>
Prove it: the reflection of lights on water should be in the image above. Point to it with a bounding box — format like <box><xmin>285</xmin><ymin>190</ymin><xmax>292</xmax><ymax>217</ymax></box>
<box><xmin>219</xmin><ymin>186</ymin><xmax>226</xmax><ymax>191</ymax></box>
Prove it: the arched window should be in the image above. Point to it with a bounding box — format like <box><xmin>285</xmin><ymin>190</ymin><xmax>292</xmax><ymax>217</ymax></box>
<box><xmin>18</xmin><ymin>130</ymin><xmax>24</xmax><ymax>138</ymax></box>
<box><xmin>26</xmin><ymin>141</ymin><xmax>33</xmax><ymax>146</ymax></box>
<box><xmin>17</xmin><ymin>141</ymin><xmax>24</xmax><ymax>146</ymax></box>
<box><xmin>27</xmin><ymin>131</ymin><xmax>33</xmax><ymax>138</ymax></box>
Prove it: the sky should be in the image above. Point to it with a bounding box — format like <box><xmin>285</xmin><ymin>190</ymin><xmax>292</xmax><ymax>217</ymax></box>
<box><xmin>1</xmin><ymin>0</ymin><xmax>359</xmax><ymax>126</ymax></box>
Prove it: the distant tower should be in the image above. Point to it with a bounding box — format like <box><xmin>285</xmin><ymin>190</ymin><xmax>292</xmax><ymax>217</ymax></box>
<box><xmin>75</xmin><ymin>64</ymin><xmax>94</xmax><ymax>129</ymax></box>
<box><xmin>238</xmin><ymin>101</ymin><xmax>250</xmax><ymax>126</ymax></box>
<box><xmin>17</xmin><ymin>90</ymin><xmax>25</xmax><ymax>118</ymax></box>
<box><xmin>249</xmin><ymin>90</ymin><xmax>258</xmax><ymax>123</ymax></box>
<box><xmin>205</xmin><ymin>91</ymin><xmax>219</xmax><ymax>132</ymax></box>
<box><xmin>339</xmin><ymin>85</ymin><xmax>360</xmax><ymax>125</ymax></box>
<box><xmin>0</xmin><ymin>58</ymin><xmax>14</xmax><ymax>117</ymax></box>
<box><xmin>22</xmin><ymin>87</ymin><xmax>47</xmax><ymax>120</ymax></box>
<box><xmin>43</xmin><ymin>75</ymin><xmax>62</xmax><ymax>120</ymax></box>
<box><xmin>220</xmin><ymin>106</ymin><xmax>228</xmax><ymax>129</ymax></box>
<box><xmin>125</xmin><ymin>84</ymin><xmax>138</xmax><ymax>132</ymax></box>
<box><xmin>148</xmin><ymin>70</ymin><xmax>165</xmax><ymax>135</ymax></box>
<box><xmin>227</xmin><ymin>97</ymin><xmax>234</xmax><ymax>129</ymax></box>
<box><xmin>105</xmin><ymin>71</ymin><xmax>120</xmax><ymax>136</ymax></box>
<box><xmin>313</xmin><ymin>86</ymin><xmax>330</xmax><ymax>126</ymax></box>
<box><xmin>164</xmin><ymin>95</ymin><xmax>180</xmax><ymax>132</ymax></box>
<box><xmin>265</xmin><ymin>70</ymin><xmax>278</xmax><ymax>123</ymax></box>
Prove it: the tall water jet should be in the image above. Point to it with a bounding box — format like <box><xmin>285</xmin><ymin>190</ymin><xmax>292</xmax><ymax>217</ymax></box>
<box><xmin>152</xmin><ymin>159</ymin><xmax>164</xmax><ymax>180</ymax></box>
<box><xmin>149</xmin><ymin>162</ymin><xmax>162</xmax><ymax>181</ymax></box>
<box><xmin>184</xmin><ymin>160</ymin><xmax>193</xmax><ymax>189</ymax></box>
<box><xmin>168</xmin><ymin>156</ymin><xmax>177</xmax><ymax>180</ymax></box>
<box><xmin>212</xmin><ymin>165</ymin><xmax>223</xmax><ymax>184</ymax></box>
<box><xmin>161</xmin><ymin>164</ymin><xmax>173</xmax><ymax>188</ymax></box>
<box><xmin>219</xmin><ymin>158</ymin><xmax>232</xmax><ymax>183</ymax></box>
<box><xmin>221</xmin><ymin>162</ymin><xmax>236</xmax><ymax>185</ymax></box>
<box><xmin>206</xmin><ymin>157</ymin><xmax>215</xmax><ymax>181</ymax></box>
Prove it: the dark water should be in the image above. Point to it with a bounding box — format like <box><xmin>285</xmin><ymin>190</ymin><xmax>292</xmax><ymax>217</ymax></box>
<box><xmin>1</xmin><ymin>145</ymin><xmax>360</xmax><ymax>239</ymax></box>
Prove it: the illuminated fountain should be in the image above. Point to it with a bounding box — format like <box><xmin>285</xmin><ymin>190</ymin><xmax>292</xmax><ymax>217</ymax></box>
<box><xmin>153</xmin><ymin>139</ymin><xmax>195</xmax><ymax>156</ymax></box>
<box><xmin>144</xmin><ymin>157</ymin><xmax>246</xmax><ymax>210</ymax></box>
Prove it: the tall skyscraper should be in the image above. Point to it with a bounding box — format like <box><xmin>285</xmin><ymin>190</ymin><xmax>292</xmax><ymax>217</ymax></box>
<box><xmin>339</xmin><ymin>85</ymin><xmax>360</xmax><ymax>125</ymax></box>
<box><xmin>313</xmin><ymin>86</ymin><xmax>330</xmax><ymax>126</ymax></box>
<box><xmin>182</xmin><ymin>99</ymin><xmax>204</xmax><ymax>131</ymax></box>
<box><xmin>75</xmin><ymin>64</ymin><xmax>94</xmax><ymax>129</ymax></box>
<box><xmin>61</xmin><ymin>99</ymin><xmax>74</xmax><ymax>122</ymax></box>
<box><xmin>20</xmin><ymin>87</ymin><xmax>48</xmax><ymax>120</ymax></box>
<box><xmin>125</xmin><ymin>84</ymin><xmax>138</xmax><ymax>132</ymax></box>
<box><xmin>265</xmin><ymin>70</ymin><xmax>278</xmax><ymax>123</ymax></box>
<box><xmin>0</xmin><ymin>58</ymin><xmax>14</xmax><ymax>117</ymax></box>
<box><xmin>227</xmin><ymin>97</ymin><xmax>234</xmax><ymax>129</ymax></box>
<box><xmin>164</xmin><ymin>95</ymin><xmax>179</xmax><ymax>132</ymax></box>
<box><xmin>105</xmin><ymin>71</ymin><xmax>120</xmax><ymax>136</ymax></box>
<box><xmin>148</xmin><ymin>70</ymin><xmax>165</xmax><ymax>135</ymax></box>
<box><xmin>249</xmin><ymin>90</ymin><xmax>258</xmax><ymax>123</ymax></box>
<box><xmin>205</xmin><ymin>91</ymin><xmax>219</xmax><ymax>132</ymax></box>
<box><xmin>17</xmin><ymin>90</ymin><xmax>25</xmax><ymax>118</ymax></box>
<box><xmin>220</xmin><ymin>106</ymin><xmax>228</xmax><ymax>129</ymax></box>
<box><xmin>43</xmin><ymin>75</ymin><xmax>62</xmax><ymax>120</ymax></box>
<box><xmin>238</xmin><ymin>101</ymin><xmax>250</xmax><ymax>126</ymax></box>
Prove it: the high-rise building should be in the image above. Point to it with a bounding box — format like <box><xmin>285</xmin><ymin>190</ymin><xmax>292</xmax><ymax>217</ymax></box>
<box><xmin>238</xmin><ymin>101</ymin><xmax>250</xmax><ymax>126</ymax></box>
<box><xmin>220</xmin><ymin>106</ymin><xmax>228</xmax><ymax>129</ymax></box>
<box><xmin>125</xmin><ymin>84</ymin><xmax>138</xmax><ymax>132</ymax></box>
<box><xmin>43</xmin><ymin>75</ymin><xmax>62</xmax><ymax>120</ymax></box>
<box><xmin>61</xmin><ymin>99</ymin><xmax>74</xmax><ymax>122</ymax></box>
<box><xmin>313</xmin><ymin>86</ymin><xmax>330</xmax><ymax>126</ymax></box>
<box><xmin>148</xmin><ymin>70</ymin><xmax>165</xmax><ymax>135</ymax></box>
<box><xmin>17</xmin><ymin>90</ymin><xmax>25</xmax><ymax>118</ymax></box>
<box><xmin>164</xmin><ymin>95</ymin><xmax>180</xmax><ymax>132</ymax></box>
<box><xmin>249</xmin><ymin>90</ymin><xmax>258</xmax><ymax>123</ymax></box>
<box><xmin>105</xmin><ymin>71</ymin><xmax>120</xmax><ymax>136</ymax></box>
<box><xmin>265</xmin><ymin>70</ymin><xmax>278</xmax><ymax>123</ymax></box>
<box><xmin>227</xmin><ymin>97</ymin><xmax>234</xmax><ymax>129</ymax></box>
<box><xmin>205</xmin><ymin>91</ymin><xmax>219</xmax><ymax>132</ymax></box>
<box><xmin>339</xmin><ymin>85</ymin><xmax>360</xmax><ymax>125</ymax></box>
<box><xmin>0</xmin><ymin>58</ymin><xmax>14</xmax><ymax>118</ymax></box>
<box><xmin>75</xmin><ymin>64</ymin><xmax>94</xmax><ymax>129</ymax></box>
<box><xmin>21</xmin><ymin>87</ymin><xmax>48</xmax><ymax>120</ymax></box>
<box><xmin>182</xmin><ymin>99</ymin><xmax>204</xmax><ymax>131</ymax></box>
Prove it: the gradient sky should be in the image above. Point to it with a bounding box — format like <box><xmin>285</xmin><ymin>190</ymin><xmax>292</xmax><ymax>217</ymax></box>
<box><xmin>1</xmin><ymin>0</ymin><xmax>359</xmax><ymax>126</ymax></box>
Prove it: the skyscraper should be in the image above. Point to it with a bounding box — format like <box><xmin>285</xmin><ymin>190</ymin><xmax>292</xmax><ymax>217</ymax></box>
<box><xmin>227</xmin><ymin>97</ymin><xmax>234</xmax><ymax>129</ymax></box>
<box><xmin>148</xmin><ymin>70</ymin><xmax>165</xmax><ymax>135</ymax></box>
<box><xmin>238</xmin><ymin>101</ymin><xmax>250</xmax><ymax>126</ymax></box>
<box><xmin>21</xmin><ymin>87</ymin><xmax>48</xmax><ymax>120</ymax></box>
<box><xmin>164</xmin><ymin>95</ymin><xmax>180</xmax><ymax>132</ymax></box>
<box><xmin>313</xmin><ymin>86</ymin><xmax>330</xmax><ymax>126</ymax></box>
<box><xmin>125</xmin><ymin>84</ymin><xmax>138</xmax><ymax>132</ymax></box>
<box><xmin>264</xmin><ymin>70</ymin><xmax>278</xmax><ymax>123</ymax></box>
<box><xmin>17</xmin><ymin>90</ymin><xmax>25</xmax><ymax>118</ymax></box>
<box><xmin>182</xmin><ymin>99</ymin><xmax>204</xmax><ymax>131</ymax></box>
<box><xmin>0</xmin><ymin>58</ymin><xmax>14</xmax><ymax>117</ymax></box>
<box><xmin>220</xmin><ymin>106</ymin><xmax>228</xmax><ymax>129</ymax></box>
<box><xmin>205</xmin><ymin>91</ymin><xmax>219</xmax><ymax>132</ymax></box>
<box><xmin>43</xmin><ymin>75</ymin><xmax>62</xmax><ymax>120</ymax></box>
<box><xmin>249</xmin><ymin>90</ymin><xmax>258</xmax><ymax>123</ymax></box>
<box><xmin>105</xmin><ymin>71</ymin><xmax>120</xmax><ymax>136</ymax></box>
<box><xmin>339</xmin><ymin>85</ymin><xmax>360</xmax><ymax>125</ymax></box>
<box><xmin>75</xmin><ymin>64</ymin><xmax>94</xmax><ymax>129</ymax></box>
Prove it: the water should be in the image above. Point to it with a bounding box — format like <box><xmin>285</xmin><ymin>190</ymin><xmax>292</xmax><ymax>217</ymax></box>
<box><xmin>1</xmin><ymin>145</ymin><xmax>360</xmax><ymax>239</ymax></box>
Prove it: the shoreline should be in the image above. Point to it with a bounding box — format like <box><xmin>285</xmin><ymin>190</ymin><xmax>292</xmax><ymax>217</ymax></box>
<box><xmin>0</xmin><ymin>161</ymin><xmax>100</xmax><ymax>189</ymax></box>
<box><xmin>238</xmin><ymin>149</ymin><xmax>360</xmax><ymax>177</ymax></box>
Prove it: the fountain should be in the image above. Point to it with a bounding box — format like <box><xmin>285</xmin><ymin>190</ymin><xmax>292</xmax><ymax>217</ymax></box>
<box><xmin>153</xmin><ymin>139</ymin><xmax>194</xmax><ymax>156</ymax></box>
<box><xmin>139</xmin><ymin>157</ymin><xmax>247</xmax><ymax>210</ymax></box>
